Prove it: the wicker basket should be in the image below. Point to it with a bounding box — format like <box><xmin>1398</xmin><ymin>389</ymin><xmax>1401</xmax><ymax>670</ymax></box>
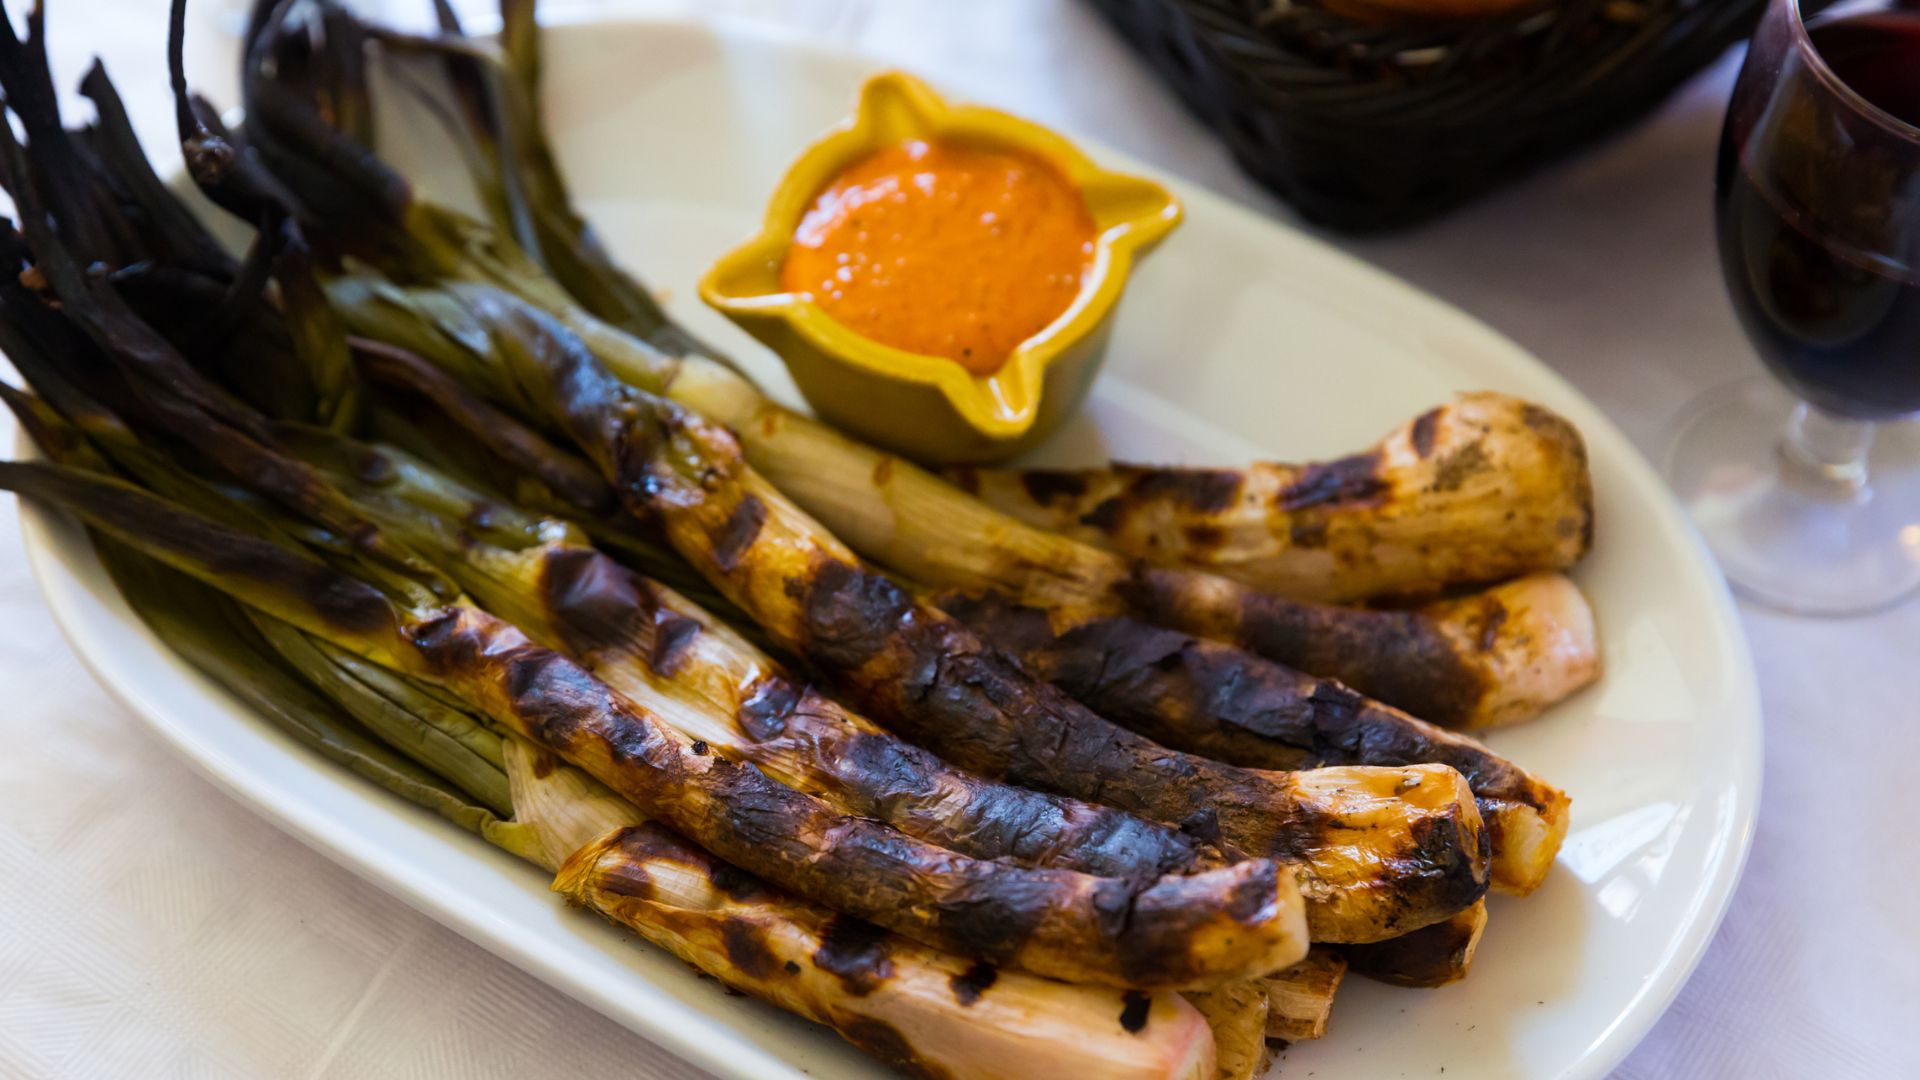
<box><xmin>1084</xmin><ymin>0</ymin><xmax>1800</xmax><ymax>231</ymax></box>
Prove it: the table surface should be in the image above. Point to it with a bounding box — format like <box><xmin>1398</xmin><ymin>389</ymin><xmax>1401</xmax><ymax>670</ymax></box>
<box><xmin>2</xmin><ymin>1</ymin><xmax>1915</xmax><ymax>1077</ymax></box>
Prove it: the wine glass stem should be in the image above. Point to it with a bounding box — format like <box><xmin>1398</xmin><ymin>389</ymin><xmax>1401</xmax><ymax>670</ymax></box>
<box><xmin>1779</xmin><ymin>401</ymin><xmax>1875</xmax><ymax>496</ymax></box>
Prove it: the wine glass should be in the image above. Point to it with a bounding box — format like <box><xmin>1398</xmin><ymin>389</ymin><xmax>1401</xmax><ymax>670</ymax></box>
<box><xmin>1666</xmin><ymin>0</ymin><xmax>1920</xmax><ymax>614</ymax></box>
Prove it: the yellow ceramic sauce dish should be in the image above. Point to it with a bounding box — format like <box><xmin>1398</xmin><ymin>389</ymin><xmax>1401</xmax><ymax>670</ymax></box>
<box><xmin>699</xmin><ymin>71</ymin><xmax>1182</xmax><ymax>464</ymax></box>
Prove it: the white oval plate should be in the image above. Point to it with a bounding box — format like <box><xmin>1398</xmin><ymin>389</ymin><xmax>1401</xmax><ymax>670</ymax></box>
<box><xmin>19</xmin><ymin>15</ymin><xmax>1758</xmax><ymax>1080</ymax></box>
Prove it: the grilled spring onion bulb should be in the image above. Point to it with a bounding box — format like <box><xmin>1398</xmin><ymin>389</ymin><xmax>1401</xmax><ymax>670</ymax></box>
<box><xmin>946</xmin><ymin>392</ymin><xmax>1594</xmax><ymax>606</ymax></box>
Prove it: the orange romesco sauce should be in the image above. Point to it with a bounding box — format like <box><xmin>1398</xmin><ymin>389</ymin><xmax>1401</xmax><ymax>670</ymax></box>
<box><xmin>781</xmin><ymin>139</ymin><xmax>1097</xmax><ymax>375</ymax></box>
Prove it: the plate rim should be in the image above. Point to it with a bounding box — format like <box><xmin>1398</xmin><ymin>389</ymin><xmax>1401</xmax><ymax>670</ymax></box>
<box><xmin>14</xmin><ymin>11</ymin><xmax>1762</xmax><ymax>1080</ymax></box>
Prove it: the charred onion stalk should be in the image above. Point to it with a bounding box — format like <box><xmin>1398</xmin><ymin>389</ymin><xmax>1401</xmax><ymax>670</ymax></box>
<box><xmin>948</xmin><ymin>393</ymin><xmax>1595</xmax><ymax>605</ymax></box>
<box><xmin>1345</xmin><ymin>899</ymin><xmax>1487</xmax><ymax>988</ymax></box>
<box><xmin>932</xmin><ymin>590</ymin><xmax>1568</xmax><ymax>893</ymax></box>
<box><xmin>0</xmin><ymin>459</ymin><xmax>1311</xmax><ymax>989</ymax></box>
<box><xmin>331</xmin><ymin>291</ymin><xmax>1491</xmax><ymax>943</ymax></box>
<box><xmin>556</xmin><ymin>824</ymin><xmax>1214</xmax><ymax>1080</ymax></box>
<box><xmin>92</xmin><ymin>545</ymin><xmax>1213</xmax><ymax>1080</ymax></box>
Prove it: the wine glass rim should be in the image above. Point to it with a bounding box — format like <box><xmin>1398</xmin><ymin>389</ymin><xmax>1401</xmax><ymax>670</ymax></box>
<box><xmin>1785</xmin><ymin>0</ymin><xmax>1920</xmax><ymax>142</ymax></box>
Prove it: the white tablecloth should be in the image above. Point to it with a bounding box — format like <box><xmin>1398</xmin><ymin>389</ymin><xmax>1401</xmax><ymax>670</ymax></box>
<box><xmin>3</xmin><ymin>2</ymin><xmax>1916</xmax><ymax>1077</ymax></box>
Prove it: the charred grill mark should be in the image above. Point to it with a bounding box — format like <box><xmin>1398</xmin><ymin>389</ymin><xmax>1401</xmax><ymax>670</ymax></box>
<box><xmin>597</xmin><ymin>860</ymin><xmax>653</xmax><ymax>900</ymax></box>
<box><xmin>568</xmin><ymin>833</ymin><xmax>967</xmax><ymax>1078</ymax></box>
<box><xmin>1474</xmin><ymin>601</ymin><xmax>1509</xmax><ymax>653</ymax></box>
<box><xmin>405</xmin><ymin>608</ymin><xmax>487</xmax><ymax>670</ymax></box>
<box><xmin>814</xmin><ymin>916</ymin><xmax>896</xmax><ymax>996</ymax></box>
<box><xmin>1480</xmin><ymin>803</ymin><xmax>1507</xmax><ymax>861</ymax></box>
<box><xmin>489</xmin><ymin>298</ymin><xmax>653</xmax><ymax>465</ymax></box>
<box><xmin>503</xmin><ymin>647</ymin><xmax>678</xmax><ymax>762</ymax></box>
<box><xmin>1020</xmin><ymin>469</ymin><xmax>1090</xmax><ymax>505</ymax></box>
<box><xmin>839</xmin><ymin>1017</ymin><xmax>956</xmax><ymax>1080</ymax></box>
<box><xmin>1345</xmin><ymin>910</ymin><xmax>1476</xmax><ymax>986</ymax></box>
<box><xmin>1388</xmin><ymin>811</ymin><xmax>1490</xmax><ymax>920</ymax></box>
<box><xmin>932</xmin><ymin>591</ymin><xmax>1062</xmax><ymax>654</ymax></box>
<box><xmin>582</xmin><ymin>825</ymin><xmax>775</xmax><ymax>904</ymax></box>
<box><xmin>1182</xmin><ymin>523</ymin><xmax>1226</xmax><ymax>553</ymax></box>
<box><xmin>1118</xmin><ymin>991</ymin><xmax>1152</xmax><ymax>1033</ymax></box>
<box><xmin>706</xmin><ymin>758</ymin><xmax>812</xmax><ymax>848</ymax></box>
<box><xmin>1431</xmin><ymin>440</ymin><xmax>1491</xmax><ymax>493</ymax></box>
<box><xmin>1078</xmin><ymin>496</ymin><xmax>1125</xmax><ymax>532</ymax></box>
<box><xmin>1275</xmin><ymin>452</ymin><xmax>1387</xmax><ymax>511</ymax></box>
<box><xmin>15</xmin><ymin>465</ymin><xmax>397</xmax><ymax>634</ymax></box>
<box><xmin>1410</xmin><ymin>407</ymin><xmax>1442</xmax><ymax>457</ymax></box>
<box><xmin>1119</xmin><ymin>568</ymin><xmax>1486</xmax><ymax>727</ymax></box>
<box><xmin>538</xmin><ymin>547</ymin><xmax>655</xmax><ymax>657</ymax></box>
<box><xmin>721</xmin><ymin>916</ymin><xmax>781</xmax><ymax>980</ymax></box>
<box><xmin>834</xmin><ymin>728</ymin><xmax>939</xmax><ymax>812</ymax></box>
<box><xmin>1095</xmin><ymin>863</ymin><xmax>1272</xmax><ymax>986</ymax></box>
<box><xmin>1520</xmin><ymin>402</ymin><xmax>1566</xmax><ymax>437</ymax></box>
<box><xmin>934</xmin><ymin>878</ymin><xmax>1075</xmax><ymax>967</ymax></box>
<box><xmin>1128</xmin><ymin>467</ymin><xmax>1241</xmax><ymax>514</ymax></box>
<box><xmin>610</xmin><ymin>823</ymin><xmax>704</xmax><ymax>863</ymax></box>
<box><xmin>299</xmin><ymin>567</ymin><xmax>394</xmax><ymax>633</ymax></box>
<box><xmin>711</xmin><ymin>494</ymin><xmax>767</xmax><ymax>573</ymax></box>
<box><xmin>949</xmin><ymin>961</ymin><xmax>998</xmax><ymax>1006</ymax></box>
<box><xmin>1225</xmin><ymin>860</ymin><xmax>1283</xmax><ymax>923</ymax></box>
<box><xmin>796</xmin><ymin>558</ymin><xmax>919</xmax><ymax>671</ymax></box>
<box><xmin>353</xmin><ymin>331</ymin><xmax>620</xmax><ymax>514</ymax></box>
<box><xmin>708</xmin><ymin>861</ymin><xmax>766</xmax><ymax>902</ymax></box>
<box><xmin>1238</xmin><ymin>590</ymin><xmax>1486</xmax><ymax>728</ymax></box>
<box><xmin>1289</xmin><ymin>518</ymin><xmax>1329</xmax><ymax>549</ymax></box>
<box><xmin>737</xmin><ymin>675</ymin><xmax>800</xmax><ymax>741</ymax></box>
<box><xmin>649</xmin><ymin>609</ymin><xmax>702</xmax><ymax>676</ymax></box>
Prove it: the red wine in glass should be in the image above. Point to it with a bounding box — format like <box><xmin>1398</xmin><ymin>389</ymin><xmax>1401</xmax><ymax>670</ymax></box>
<box><xmin>1668</xmin><ymin>0</ymin><xmax>1920</xmax><ymax>615</ymax></box>
<box><xmin>1715</xmin><ymin>10</ymin><xmax>1920</xmax><ymax>421</ymax></box>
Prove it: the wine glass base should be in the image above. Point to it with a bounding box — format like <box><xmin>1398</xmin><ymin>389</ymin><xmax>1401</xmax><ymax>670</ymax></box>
<box><xmin>1665</xmin><ymin>378</ymin><xmax>1920</xmax><ymax>616</ymax></box>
